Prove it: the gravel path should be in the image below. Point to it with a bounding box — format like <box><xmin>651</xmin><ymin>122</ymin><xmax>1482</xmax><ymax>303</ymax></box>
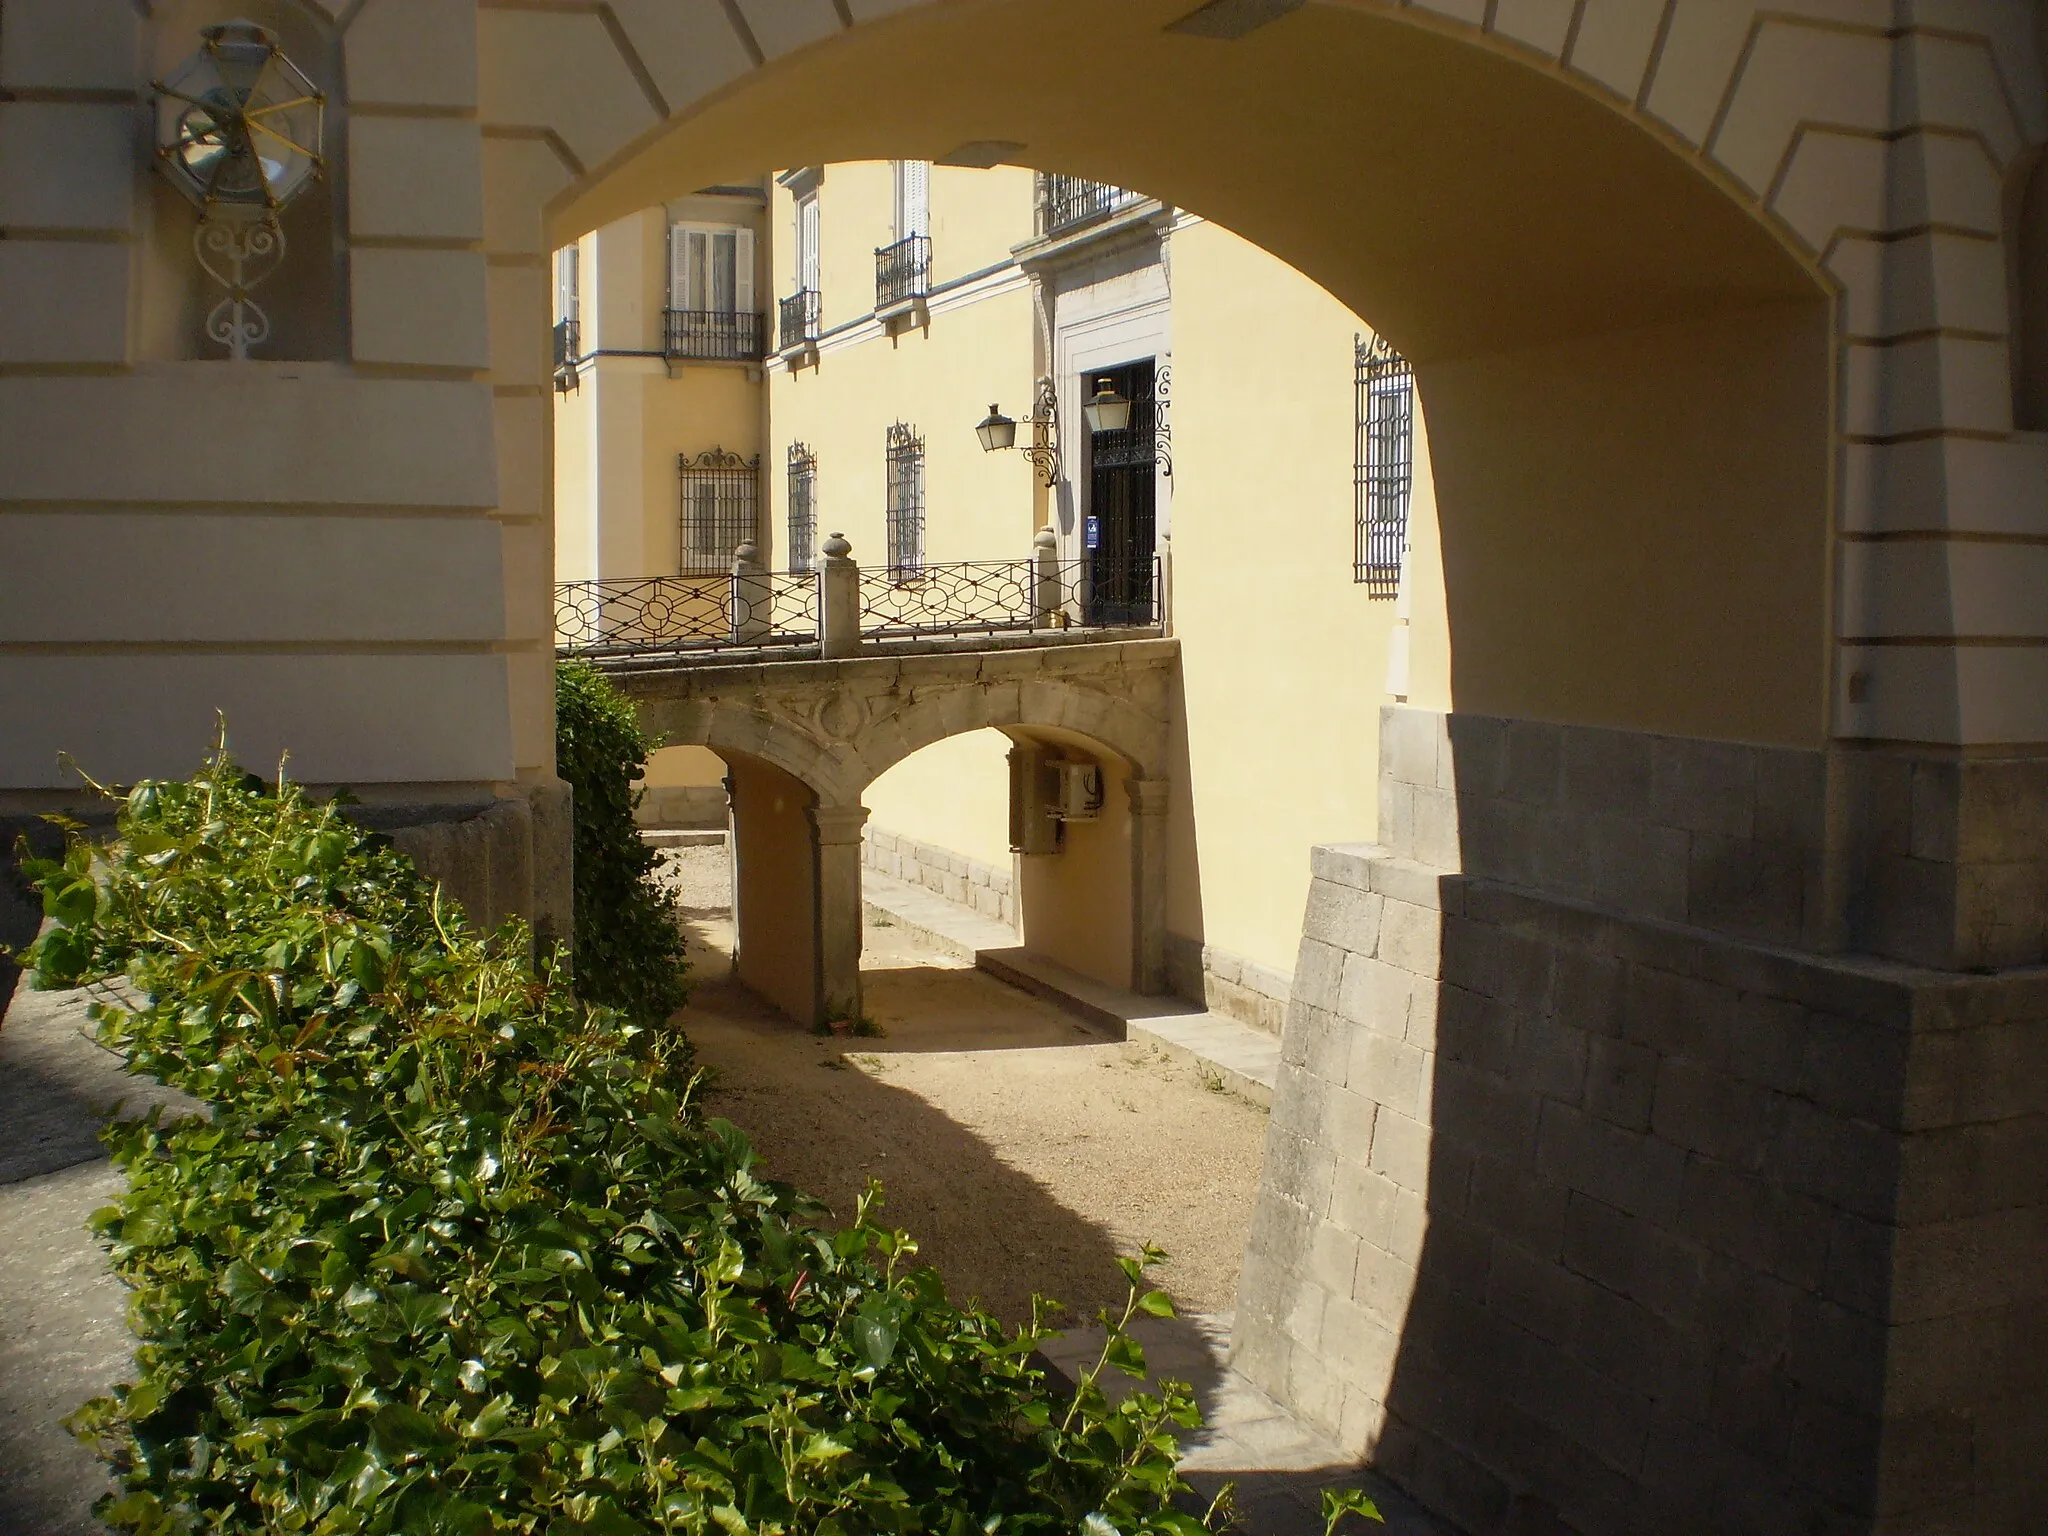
<box><xmin>659</xmin><ymin>844</ymin><xmax>1270</xmax><ymax>1326</ymax></box>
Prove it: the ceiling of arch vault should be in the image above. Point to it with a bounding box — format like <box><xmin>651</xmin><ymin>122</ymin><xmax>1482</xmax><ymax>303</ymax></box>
<box><xmin>549</xmin><ymin>0</ymin><xmax>1825</xmax><ymax>365</ymax></box>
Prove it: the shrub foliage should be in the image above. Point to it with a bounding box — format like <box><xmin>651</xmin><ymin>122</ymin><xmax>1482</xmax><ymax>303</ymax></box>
<box><xmin>555</xmin><ymin>659</ymin><xmax>690</xmax><ymax>1026</ymax></box>
<box><xmin>16</xmin><ymin>754</ymin><xmax>1382</xmax><ymax>1535</ymax></box>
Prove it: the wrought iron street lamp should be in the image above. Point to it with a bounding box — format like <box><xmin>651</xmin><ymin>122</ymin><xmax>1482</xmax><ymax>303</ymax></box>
<box><xmin>1082</xmin><ymin>375</ymin><xmax>1132</xmax><ymax>434</ymax></box>
<box><xmin>975</xmin><ymin>376</ymin><xmax>1060</xmax><ymax>485</ymax></box>
<box><xmin>153</xmin><ymin>21</ymin><xmax>326</xmax><ymax>359</ymax></box>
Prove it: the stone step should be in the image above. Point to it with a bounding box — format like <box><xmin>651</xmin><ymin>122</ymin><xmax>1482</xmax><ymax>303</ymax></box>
<box><xmin>640</xmin><ymin>827</ymin><xmax>728</xmax><ymax>849</ymax></box>
<box><xmin>859</xmin><ymin>868</ymin><xmax>1279</xmax><ymax>1106</ymax></box>
<box><xmin>1034</xmin><ymin>1313</ymin><xmax>1460</xmax><ymax>1536</ymax></box>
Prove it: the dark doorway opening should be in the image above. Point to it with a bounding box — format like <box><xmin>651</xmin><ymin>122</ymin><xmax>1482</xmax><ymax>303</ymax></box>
<box><xmin>1085</xmin><ymin>358</ymin><xmax>1159</xmax><ymax>626</ymax></box>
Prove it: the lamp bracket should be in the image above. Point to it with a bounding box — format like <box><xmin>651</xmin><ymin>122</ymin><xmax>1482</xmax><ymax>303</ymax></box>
<box><xmin>1019</xmin><ymin>374</ymin><xmax>1061</xmax><ymax>487</ymax></box>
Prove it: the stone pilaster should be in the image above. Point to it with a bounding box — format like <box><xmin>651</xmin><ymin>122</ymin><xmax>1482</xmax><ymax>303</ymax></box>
<box><xmin>1128</xmin><ymin>776</ymin><xmax>1170</xmax><ymax>995</ymax></box>
<box><xmin>808</xmin><ymin>802</ymin><xmax>869</xmax><ymax>1025</ymax></box>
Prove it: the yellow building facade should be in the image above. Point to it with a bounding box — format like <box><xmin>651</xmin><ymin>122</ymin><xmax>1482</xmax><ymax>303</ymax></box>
<box><xmin>552</xmin><ymin>161</ymin><xmax>1432</xmax><ymax>1022</ymax></box>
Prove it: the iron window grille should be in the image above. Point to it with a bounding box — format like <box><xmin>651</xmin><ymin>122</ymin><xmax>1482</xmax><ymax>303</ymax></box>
<box><xmin>779</xmin><ymin>289</ymin><xmax>820</xmax><ymax>351</ymax></box>
<box><xmin>677</xmin><ymin>448</ymin><xmax>760</xmax><ymax>576</ymax></box>
<box><xmin>884</xmin><ymin>423</ymin><xmax>926</xmax><ymax>582</ymax></box>
<box><xmin>875</xmin><ymin>234</ymin><xmax>931</xmax><ymax>310</ymax></box>
<box><xmin>1036</xmin><ymin>173</ymin><xmax>1139</xmax><ymax>237</ymax></box>
<box><xmin>1355</xmin><ymin>333</ymin><xmax>1414</xmax><ymax>596</ymax></box>
<box><xmin>551</xmin><ymin>319</ymin><xmax>579</xmax><ymax>371</ymax></box>
<box><xmin>663</xmin><ymin>309</ymin><xmax>763</xmax><ymax>362</ymax></box>
<box><xmin>787</xmin><ymin>443</ymin><xmax>818</xmax><ymax>571</ymax></box>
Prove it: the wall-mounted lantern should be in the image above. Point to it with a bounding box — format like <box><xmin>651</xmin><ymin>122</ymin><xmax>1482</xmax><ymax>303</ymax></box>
<box><xmin>1082</xmin><ymin>375</ymin><xmax>1132</xmax><ymax>434</ymax></box>
<box><xmin>153</xmin><ymin>21</ymin><xmax>326</xmax><ymax>359</ymax></box>
<box><xmin>975</xmin><ymin>376</ymin><xmax>1061</xmax><ymax>486</ymax></box>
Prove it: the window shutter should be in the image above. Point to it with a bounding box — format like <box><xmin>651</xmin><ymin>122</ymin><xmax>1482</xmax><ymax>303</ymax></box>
<box><xmin>556</xmin><ymin>245</ymin><xmax>578</xmax><ymax>324</ymax></box>
<box><xmin>668</xmin><ymin>224</ymin><xmax>688</xmax><ymax>310</ymax></box>
<box><xmin>897</xmin><ymin>160</ymin><xmax>930</xmax><ymax>239</ymax></box>
<box><xmin>798</xmin><ymin>196</ymin><xmax>820</xmax><ymax>292</ymax></box>
<box><xmin>733</xmin><ymin>229</ymin><xmax>755</xmax><ymax>315</ymax></box>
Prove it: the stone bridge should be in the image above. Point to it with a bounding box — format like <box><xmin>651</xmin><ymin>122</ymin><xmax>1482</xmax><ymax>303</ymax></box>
<box><xmin>604</xmin><ymin>635</ymin><xmax>1177</xmax><ymax>1027</ymax></box>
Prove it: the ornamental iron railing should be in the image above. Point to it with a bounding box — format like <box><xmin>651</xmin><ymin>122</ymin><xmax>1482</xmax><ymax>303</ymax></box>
<box><xmin>858</xmin><ymin>555</ymin><xmax>1160</xmax><ymax>641</ymax></box>
<box><xmin>664</xmin><ymin>308</ymin><xmax>765</xmax><ymax>362</ymax></box>
<box><xmin>554</xmin><ymin>570</ymin><xmax>818</xmax><ymax>657</ymax></box>
<box><xmin>555</xmin><ymin>552</ymin><xmax>1160</xmax><ymax>659</ymax></box>
<box><xmin>875</xmin><ymin>234</ymin><xmax>932</xmax><ymax>309</ymax></box>
<box><xmin>779</xmin><ymin>289</ymin><xmax>820</xmax><ymax>351</ymax></box>
<box><xmin>1355</xmin><ymin>333</ymin><xmax>1414</xmax><ymax>596</ymax></box>
<box><xmin>1036</xmin><ymin>174</ymin><xmax>1140</xmax><ymax>237</ymax></box>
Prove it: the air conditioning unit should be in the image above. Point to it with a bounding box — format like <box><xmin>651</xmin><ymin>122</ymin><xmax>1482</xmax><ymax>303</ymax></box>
<box><xmin>1052</xmin><ymin>761</ymin><xmax>1103</xmax><ymax>822</ymax></box>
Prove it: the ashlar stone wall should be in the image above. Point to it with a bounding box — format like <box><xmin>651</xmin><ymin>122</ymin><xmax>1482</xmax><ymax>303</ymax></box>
<box><xmin>1235</xmin><ymin>708</ymin><xmax>2048</xmax><ymax>1536</ymax></box>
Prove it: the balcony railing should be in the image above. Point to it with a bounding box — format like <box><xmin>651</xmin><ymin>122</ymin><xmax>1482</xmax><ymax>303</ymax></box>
<box><xmin>555</xmin><ymin>571</ymin><xmax>818</xmax><ymax>658</ymax></box>
<box><xmin>1035</xmin><ymin>174</ymin><xmax>1140</xmax><ymax>238</ymax></box>
<box><xmin>552</xmin><ymin>318</ymin><xmax>579</xmax><ymax>370</ymax></box>
<box><xmin>554</xmin><ymin>550</ymin><xmax>1161</xmax><ymax>660</ymax></box>
<box><xmin>859</xmin><ymin>556</ymin><xmax>1160</xmax><ymax>641</ymax></box>
<box><xmin>663</xmin><ymin>308</ymin><xmax>764</xmax><ymax>363</ymax></box>
<box><xmin>778</xmin><ymin>289</ymin><xmax>820</xmax><ymax>352</ymax></box>
<box><xmin>874</xmin><ymin>234</ymin><xmax>932</xmax><ymax>310</ymax></box>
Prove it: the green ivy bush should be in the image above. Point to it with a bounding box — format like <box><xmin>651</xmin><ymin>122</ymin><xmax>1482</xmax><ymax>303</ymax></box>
<box><xmin>16</xmin><ymin>753</ymin><xmax>1380</xmax><ymax>1535</ymax></box>
<box><xmin>555</xmin><ymin>659</ymin><xmax>691</xmax><ymax>1026</ymax></box>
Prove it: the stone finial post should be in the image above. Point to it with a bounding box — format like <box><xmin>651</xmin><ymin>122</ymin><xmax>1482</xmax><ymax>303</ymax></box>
<box><xmin>730</xmin><ymin>540</ymin><xmax>770</xmax><ymax>644</ymax></box>
<box><xmin>1031</xmin><ymin>525</ymin><xmax>1062</xmax><ymax>630</ymax></box>
<box><xmin>1158</xmin><ymin>529</ymin><xmax>1173</xmax><ymax>635</ymax></box>
<box><xmin>818</xmin><ymin>531</ymin><xmax>859</xmax><ymax>658</ymax></box>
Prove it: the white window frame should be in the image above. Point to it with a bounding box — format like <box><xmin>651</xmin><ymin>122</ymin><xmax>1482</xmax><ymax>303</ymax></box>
<box><xmin>554</xmin><ymin>243</ymin><xmax>579</xmax><ymax>327</ymax></box>
<box><xmin>794</xmin><ymin>191</ymin><xmax>821</xmax><ymax>295</ymax></box>
<box><xmin>667</xmin><ymin>223</ymin><xmax>754</xmax><ymax>316</ymax></box>
<box><xmin>893</xmin><ymin>159</ymin><xmax>930</xmax><ymax>242</ymax></box>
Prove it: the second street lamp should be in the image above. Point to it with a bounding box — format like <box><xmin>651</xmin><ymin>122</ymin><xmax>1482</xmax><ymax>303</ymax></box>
<box><xmin>974</xmin><ymin>376</ymin><xmax>1060</xmax><ymax>485</ymax></box>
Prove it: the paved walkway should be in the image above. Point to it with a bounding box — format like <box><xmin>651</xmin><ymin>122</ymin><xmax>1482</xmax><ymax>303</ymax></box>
<box><xmin>860</xmin><ymin>870</ymin><xmax>1455</xmax><ymax>1534</ymax></box>
<box><xmin>0</xmin><ymin>977</ymin><xmax>199</xmax><ymax>1536</ymax></box>
<box><xmin>861</xmin><ymin>868</ymin><xmax>1282</xmax><ymax>1105</ymax></box>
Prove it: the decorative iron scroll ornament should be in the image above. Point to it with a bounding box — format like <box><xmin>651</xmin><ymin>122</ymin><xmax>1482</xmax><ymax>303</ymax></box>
<box><xmin>153</xmin><ymin>22</ymin><xmax>326</xmax><ymax>360</ymax></box>
<box><xmin>974</xmin><ymin>376</ymin><xmax>1061</xmax><ymax>486</ymax></box>
<box><xmin>1153</xmin><ymin>361</ymin><xmax>1173</xmax><ymax>478</ymax></box>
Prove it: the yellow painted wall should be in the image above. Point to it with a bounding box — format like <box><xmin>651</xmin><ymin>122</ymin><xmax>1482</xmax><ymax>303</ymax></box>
<box><xmin>863</xmin><ymin>729</ymin><xmax>1012</xmax><ymax>870</ymax></box>
<box><xmin>1165</xmin><ymin>219</ymin><xmax>1408</xmax><ymax>973</ymax></box>
<box><xmin>766</xmin><ymin>286</ymin><xmax>1038</xmax><ymax>565</ymax></box>
<box><xmin>555</xmin><ymin>202</ymin><xmax>769</xmax><ymax>583</ymax></box>
<box><xmin>643</xmin><ymin>743</ymin><xmax>726</xmax><ymax>791</ymax></box>
<box><xmin>766</xmin><ymin>164</ymin><xmax>1041</xmax><ymax>569</ymax></box>
<box><xmin>1020</xmin><ymin>749</ymin><xmax>1133</xmax><ymax>990</ymax></box>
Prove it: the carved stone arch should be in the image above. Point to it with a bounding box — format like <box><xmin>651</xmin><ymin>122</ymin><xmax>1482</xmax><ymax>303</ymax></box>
<box><xmin>844</xmin><ymin>676</ymin><xmax>1167</xmax><ymax>795</ymax></box>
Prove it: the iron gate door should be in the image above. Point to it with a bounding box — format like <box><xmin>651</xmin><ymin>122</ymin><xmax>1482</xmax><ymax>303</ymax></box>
<box><xmin>1085</xmin><ymin>357</ymin><xmax>1157</xmax><ymax>626</ymax></box>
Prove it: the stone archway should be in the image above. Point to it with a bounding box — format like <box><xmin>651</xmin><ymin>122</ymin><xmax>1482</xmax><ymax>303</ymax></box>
<box><xmin>9</xmin><ymin>3</ymin><xmax>2048</xmax><ymax>1530</ymax></box>
<box><xmin>615</xmin><ymin>637</ymin><xmax>1175</xmax><ymax>1023</ymax></box>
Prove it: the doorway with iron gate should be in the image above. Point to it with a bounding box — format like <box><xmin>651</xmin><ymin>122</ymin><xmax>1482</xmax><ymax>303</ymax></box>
<box><xmin>1083</xmin><ymin>358</ymin><xmax>1159</xmax><ymax>627</ymax></box>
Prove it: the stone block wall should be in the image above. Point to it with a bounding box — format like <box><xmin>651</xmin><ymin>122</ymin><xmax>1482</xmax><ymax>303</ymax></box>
<box><xmin>1235</xmin><ymin>708</ymin><xmax>2048</xmax><ymax>1536</ymax></box>
<box><xmin>1379</xmin><ymin>706</ymin><xmax>2048</xmax><ymax>973</ymax></box>
<box><xmin>862</xmin><ymin>825</ymin><xmax>1015</xmax><ymax>929</ymax></box>
<box><xmin>635</xmin><ymin>783</ymin><xmax>728</xmax><ymax>829</ymax></box>
<box><xmin>1168</xmin><ymin>933</ymin><xmax>1292</xmax><ymax>1036</ymax></box>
